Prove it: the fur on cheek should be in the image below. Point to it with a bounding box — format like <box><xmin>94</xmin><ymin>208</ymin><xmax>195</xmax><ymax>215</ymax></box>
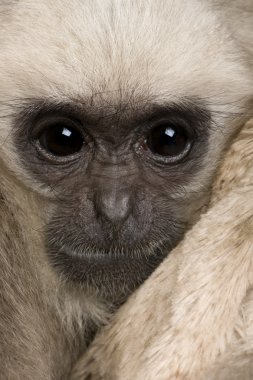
<box><xmin>70</xmin><ymin>120</ymin><xmax>253</xmax><ymax>380</ymax></box>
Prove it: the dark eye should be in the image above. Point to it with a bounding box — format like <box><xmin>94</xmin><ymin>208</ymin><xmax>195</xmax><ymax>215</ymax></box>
<box><xmin>38</xmin><ymin>120</ymin><xmax>84</xmax><ymax>157</ymax></box>
<box><xmin>146</xmin><ymin>124</ymin><xmax>191</xmax><ymax>160</ymax></box>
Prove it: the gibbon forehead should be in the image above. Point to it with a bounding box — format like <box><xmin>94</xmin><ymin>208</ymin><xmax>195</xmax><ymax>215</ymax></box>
<box><xmin>1</xmin><ymin>0</ymin><xmax>252</xmax><ymax>300</ymax></box>
<box><xmin>1</xmin><ymin>0</ymin><xmax>248</xmax><ymax>102</ymax></box>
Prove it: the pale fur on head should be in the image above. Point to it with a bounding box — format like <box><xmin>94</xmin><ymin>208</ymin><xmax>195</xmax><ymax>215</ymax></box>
<box><xmin>0</xmin><ymin>1</ymin><xmax>253</xmax><ymax>379</ymax></box>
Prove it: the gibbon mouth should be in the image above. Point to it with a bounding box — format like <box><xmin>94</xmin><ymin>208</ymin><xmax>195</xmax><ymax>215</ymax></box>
<box><xmin>47</xmin><ymin>243</ymin><xmax>172</xmax><ymax>293</ymax></box>
<box><xmin>49</xmin><ymin>237</ymin><xmax>175</xmax><ymax>264</ymax></box>
<box><xmin>49</xmin><ymin>243</ymin><xmax>169</xmax><ymax>267</ymax></box>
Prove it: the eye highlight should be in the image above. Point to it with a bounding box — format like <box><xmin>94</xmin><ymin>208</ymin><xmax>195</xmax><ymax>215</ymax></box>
<box><xmin>144</xmin><ymin>123</ymin><xmax>192</xmax><ymax>162</ymax></box>
<box><xmin>37</xmin><ymin>118</ymin><xmax>84</xmax><ymax>157</ymax></box>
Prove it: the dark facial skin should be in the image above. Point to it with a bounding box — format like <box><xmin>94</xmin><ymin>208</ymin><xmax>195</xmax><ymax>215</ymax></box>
<box><xmin>14</xmin><ymin>96</ymin><xmax>211</xmax><ymax>302</ymax></box>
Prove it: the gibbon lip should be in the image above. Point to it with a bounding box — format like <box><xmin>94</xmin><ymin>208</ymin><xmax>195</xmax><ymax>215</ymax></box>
<box><xmin>49</xmin><ymin>245</ymin><xmax>169</xmax><ymax>288</ymax></box>
<box><xmin>55</xmin><ymin>247</ymin><xmax>152</xmax><ymax>264</ymax></box>
<box><xmin>54</xmin><ymin>239</ymin><xmax>173</xmax><ymax>262</ymax></box>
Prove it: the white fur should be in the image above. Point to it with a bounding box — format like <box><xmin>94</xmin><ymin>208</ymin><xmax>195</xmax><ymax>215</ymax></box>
<box><xmin>0</xmin><ymin>1</ymin><xmax>253</xmax><ymax>378</ymax></box>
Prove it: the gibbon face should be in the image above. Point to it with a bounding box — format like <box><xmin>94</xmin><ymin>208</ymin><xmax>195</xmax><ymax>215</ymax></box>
<box><xmin>0</xmin><ymin>0</ymin><xmax>252</xmax><ymax>300</ymax></box>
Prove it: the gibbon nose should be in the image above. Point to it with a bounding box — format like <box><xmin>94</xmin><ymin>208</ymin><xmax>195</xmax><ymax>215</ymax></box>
<box><xmin>94</xmin><ymin>187</ymin><xmax>133</xmax><ymax>225</ymax></box>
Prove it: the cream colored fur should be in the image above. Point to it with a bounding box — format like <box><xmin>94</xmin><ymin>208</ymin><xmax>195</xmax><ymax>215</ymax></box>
<box><xmin>0</xmin><ymin>1</ymin><xmax>253</xmax><ymax>379</ymax></box>
<box><xmin>71</xmin><ymin>120</ymin><xmax>253</xmax><ymax>380</ymax></box>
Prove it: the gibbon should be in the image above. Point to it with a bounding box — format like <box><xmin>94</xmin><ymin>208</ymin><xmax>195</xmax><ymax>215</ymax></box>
<box><xmin>0</xmin><ymin>0</ymin><xmax>252</xmax><ymax>379</ymax></box>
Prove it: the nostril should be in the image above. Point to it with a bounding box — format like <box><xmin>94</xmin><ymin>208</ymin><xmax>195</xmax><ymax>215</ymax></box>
<box><xmin>94</xmin><ymin>189</ymin><xmax>132</xmax><ymax>225</ymax></box>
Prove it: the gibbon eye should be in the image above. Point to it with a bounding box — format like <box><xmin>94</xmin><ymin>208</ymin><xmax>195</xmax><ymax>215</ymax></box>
<box><xmin>38</xmin><ymin>120</ymin><xmax>84</xmax><ymax>157</ymax></box>
<box><xmin>146</xmin><ymin>124</ymin><xmax>191</xmax><ymax>160</ymax></box>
